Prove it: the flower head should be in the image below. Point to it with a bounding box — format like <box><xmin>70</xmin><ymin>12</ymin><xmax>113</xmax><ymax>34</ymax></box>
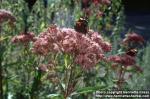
<box><xmin>33</xmin><ymin>25</ymin><xmax>111</xmax><ymax>70</ymax></box>
<box><xmin>123</xmin><ymin>32</ymin><xmax>144</xmax><ymax>45</ymax></box>
<box><xmin>92</xmin><ymin>0</ymin><xmax>101</xmax><ymax>5</ymax></box>
<box><xmin>88</xmin><ymin>30</ymin><xmax>112</xmax><ymax>52</ymax></box>
<box><xmin>121</xmin><ymin>54</ymin><xmax>136</xmax><ymax>66</ymax></box>
<box><xmin>0</xmin><ymin>9</ymin><xmax>16</xmax><ymax>26</ymax></box>
<box><xmin>92</xmin><ymin>0</ymin><xmax>111</xmax><ymax>5</ymax></box>
<box><xmin>96</xmin><ymin>11</ymin><xmax>103</xmax><ymax>18</ymax></box>
<box><xmin>101</xmin><ymin>0</ymin><xmax>111</xmax><ymax>5</ymax></box>
<box><xmin>108</xmin><ymin>55</ymin><xmax>122</xmax><ymax>64</ymax></box>
<box><xmin>11</xmin><ymin>32</ymin><xmax>35</xmax><ymax>44</ymax></box>
<box><xmin>108</xmin><ymin>54</ymin><xmax>136</xmax><ymax>67</ymax></box>
<box><xmin>81</xmin><ymin>0</ymin><xmax>91</xmax><ymax>9</ymax></box>
<box><xmin>38</xmin><ymin>64</ymin><xmax>48</xmax><ymax>72</ymax></box>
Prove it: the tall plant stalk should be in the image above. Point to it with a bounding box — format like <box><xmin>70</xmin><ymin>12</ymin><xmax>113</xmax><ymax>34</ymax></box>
<box><xmin>30</xmin><ymin>70</ymin><xmax>42</xmax><ymax>99</ymax></box>
<box><xmin>0</xmin><ymin>27</ymin><xmax>3</xmax><ymax>99</ymax></box>
<box><xmin>0</xmin><ymin>57</ymin><xmax>3</xmax><ymax>99</ymax></box>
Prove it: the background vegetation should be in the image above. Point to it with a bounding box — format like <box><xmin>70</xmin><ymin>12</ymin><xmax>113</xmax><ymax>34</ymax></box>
<box><xmin>0</xmin><ymin>0</ymin><xmax>149</xmax><ymax>99</ymax></box>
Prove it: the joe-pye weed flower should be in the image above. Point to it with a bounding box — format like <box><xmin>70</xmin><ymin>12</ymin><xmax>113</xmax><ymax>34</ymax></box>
<box><xmin>33</xmin><ymin>25</ymin><xmax>112</xmax><ymax>70</ymax></box>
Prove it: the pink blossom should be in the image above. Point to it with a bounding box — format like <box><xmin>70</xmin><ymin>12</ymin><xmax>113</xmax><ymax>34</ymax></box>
<box><xmin>32</xmin><ymin>37</ymin><xmax>51</xmax><ymax>55</ymax></box>
<box><xmin>0</xmin><ymin>9</ymin><xmax>16</xmax><ymax>26</ymax></box>
<box><xmin>123</xmin><ymin>32</ymin><xmax>145</xmax><ymax>45</ymax></box>
<box><xmin>83</xmin><ymin>8</ymin><xmax>91</xmax><ymax>17</ymax></box>
<box><xmin>121</xmin><ymin>54</ymin><xmax>136</xmax><ymax>66</ymax></box>
<box><xmin>92</xmin><ymin>0</ymin><xmax>111</xmax><ymax>5</ymax></box>
<box><xmin>100</xmin><ymin>41</ymin><xmax>112</xmax><ymax>52</ymax></box>
<box><xmin>108</xmin><ymin>55</ymin><xmax>122</xmax><ymax>64</ymax></box>
<box><xmin>74</xmin><ymin>38</ymin><xmax>105</xmax><ymax>70</ymax></box>
<box><xmin>92</xmin><ymin>0</ymin><xmax>101</xmax><ymax>5</ymax></box>
<box><xmin>82</xmin><ymin>0</ymin><xmax>90</xmax><ymax>4</ymax></box>
<box><xmin>101</xmin><ymin>0</ymin><xmax>111</xmax><ymax>5</ymax></box>
<box><xmin>81</xmin><ymin>0</ymin><xmax>91</xmax><ymax>10</ymax></box>
<box><xmin>33</xmin><ymin>25</ymin><xmax>111</xmax><ymax>70</ymax></box>
<box><xmin>88</xmin><ymin>30</ymin><xmax>112</xmax><ymax>52</ymax></box>
<box><xmin>11</xmin><ymin>32</ymin><xmax>35</xmax><ymax>44</ymax></box>
<box><xmin>96</xmin><ymin>11</ymin><xmax>103</xmax><ymax>18</ymax></box>
<box><xmin>108</xmin><ymin>54</ymin><xmax>136</xmax><ymax>67</ymax></box>
<box><xmin>38</xmin><ymin>64</ymin><xmax>48</xmax><ymax>72</ymax></box>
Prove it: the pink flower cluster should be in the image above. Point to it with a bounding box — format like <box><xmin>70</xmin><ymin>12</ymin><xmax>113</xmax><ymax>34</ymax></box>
<box><xmin>82</xmin><ymin>0</ymin><xmax>111</xmax><ymax>6</ymax></box>
<box><xmin>33</xmin><ymin>25</ymin><xmax>111</xmax><ymax>70</ymax></box>
<box><xmin>123</xmin><ymin>32</ymin><xmax>144</xmax><ymax>45</ymax></box>
<box><xmin>108</xmin><ymin>54</ymin><xmax>143</xmax><ymax>74</ymax></box>
<box><xmin>108</xmin><ymin>54</ymin><xmax>136</xmax><ymax>67</ymax></box>
<box><xmin>11</xmin><ymin>32</ymin><xmax>35</xmax><ymax>44</ymax></box>
<box><xmin>92</xmin><ymin>0</ymin><xmax>111</xmax><ymax>5</ymax></box>
<box><xmin>0</xmin><ymin>9</ymin><xmax>16</xmax><ymax>26</ymax></box>
<box><xmin>81</xmin><ymin>0</ymin><xmax>110</xmax><ymax>17</ymax></box>
<box><xmin>88</xmin><ymin>30</ymin><xmax>112</xmax><ymax>52</ymax></box>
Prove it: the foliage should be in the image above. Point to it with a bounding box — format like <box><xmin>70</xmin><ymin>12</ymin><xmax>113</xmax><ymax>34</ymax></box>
<box><xmin>0</xmin><ymin>0</ymin><xmax>148</xmax><ymax>99</ymax></box>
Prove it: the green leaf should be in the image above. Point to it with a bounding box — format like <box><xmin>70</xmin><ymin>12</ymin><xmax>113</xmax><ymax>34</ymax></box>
<box><xmin>40</xmin><ymin>22</ymin><xmax>45</xmax><ymax>30</ymax></box>
<box><xmin>76</xmin><ymin>85</ymin><xmax>106</xmax><ymax>94</ymax></box>
<box><xmin>2</xmin><ymin>62</ymin><xmax>19</xmax><ymax>67</ymax></box>
<box><xmin>64</xmin><ymin>54</ymin><xmax>68</xmax><ymax>68</ymax></box>
<box><xmin>47</xmin><ymin>94</ymin><xmax>63</xmax><ymax>99</ymax></box>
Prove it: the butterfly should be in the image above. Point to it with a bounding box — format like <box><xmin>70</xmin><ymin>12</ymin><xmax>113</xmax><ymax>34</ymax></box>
<box><xmin>74</xmin><ymin>17</ymin><xmax>89</xmax><ymax>34</ymax></box>
<box><xmin>126</xmin><ymin>48</ymin><xmax>138</xmax><ymax>57</ymax></box>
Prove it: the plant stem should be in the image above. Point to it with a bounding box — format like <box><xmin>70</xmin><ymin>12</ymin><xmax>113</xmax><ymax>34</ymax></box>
<box><xmin>30</xmin><ymin>70</ymin><xmax>42</xmax><ymax>99</ymax></box>
<box><xmin>0</xmin><ymin>61</ymin><xmax>3</xmax><ymax>99</ymax></box>
<box><xmin>64</xmin><ymin>63</ymin><xmax>76</xmax><ymax>99</ymax></box>
<box><xmin>117</xmin><ymin>66</ymin><xmax>125</xmax><ymax>90</ymax></box>
<box><xmin>0</xmin><ymin>27</ymin><xmax>3</xmax><ymax>99</ymax></box>
<box><xmin>44</xmin><ymin>7</ymin><xmax>47</xmax><ymax>27</ymax></box>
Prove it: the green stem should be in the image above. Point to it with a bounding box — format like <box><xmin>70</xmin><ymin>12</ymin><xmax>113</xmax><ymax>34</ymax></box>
<box><xmin>0</xmin><ymin>29</ymin><xmax>3</xmax><ymax>99</ymax></box>
<box><xmin>117</xmin><ymin>66</ymin><xmax>125</xmax><ymax>90</ymax></box>
<box><xmin>0</xmin><ymin>61</ymin><xmax>3</xmax><ymax>99</ymax></box>
<box><xmin>64</xmin><ymin>68</ymin><xmax>73</xmax><ymax>98</ymax></box>
<box><xmin>64</xmin><ymin>62</ymin><xmax>77</xmax><ymax>99</ymax></box>
<box><xmin>30</xmin><ymin>70</ymin><xmax>42</xmax><ymax>99</ymax></box>
<box><xmin>44</xmin><ymin>8</ymin><xmax>47</xmax><ymax>27</ymax></box>
<box><xmin>4</xmin><ymin>67</ymin><xmax>8</xmax><ymax>99</ymax></box>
